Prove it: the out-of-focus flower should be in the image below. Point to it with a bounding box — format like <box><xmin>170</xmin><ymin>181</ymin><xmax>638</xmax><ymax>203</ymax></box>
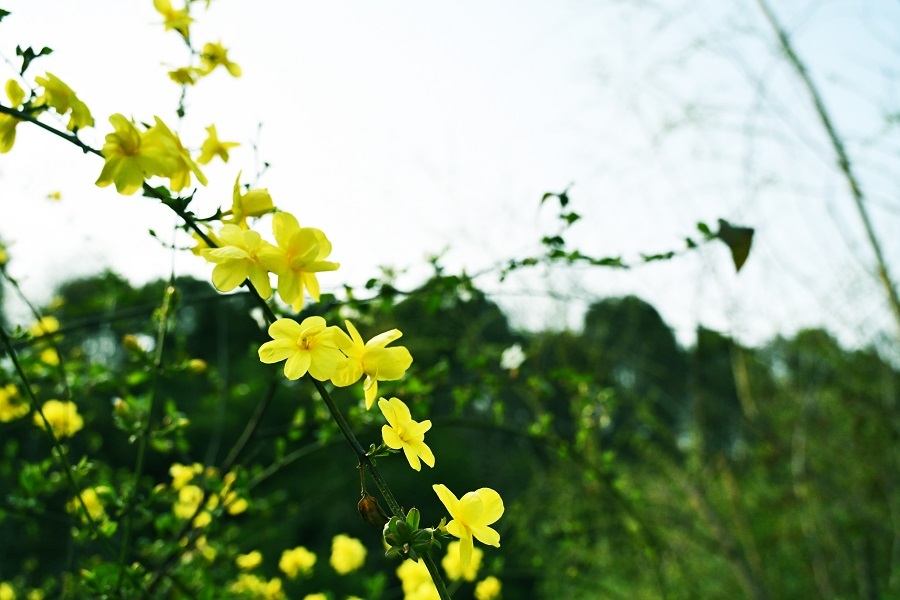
<box><xmin>279</xmin><ymin>546</ymin><xmax>316</xmax><ymax>579</ymax></box>
<box><xmin>226</xmin><ymin>172</ymin><xmax>274</xmax><ymax>229</ymax></box>
<box><xmin>34</xmin><ymin>399</ymin><xmax>83</xmax><ymax>438</ymax></box>
<box><xmin>29</xmin><ymin>316</ymin><xmax>59</xmax><ymax>337</ymax></box>
<box><xmin>0</xmin><ymin>384</ymin><xmax>29</xmax><ymax>422</ymax></box>
<box><xmin>442</xmin><ymin>540</ymin><xmax>483</xmax><ymax>582</ymax></box>
<box><xmin>153</xmin><ymin>0</ymin><xmax>192</xmax><ymax>37</ymax></box>
<box><xmin>34</xmin><ymin>72</ymin><xmax>93</xmax><ymax>131</ymax></box>
<box><xmin>500</xmin><ymin>344</ymin><xmax>526</xmax><ymax>371</ymax></box>
<box><xmin>170</xmin><ymin>462</ymin><xmax>202</xmax><ymax>490</ymax></box>
<box><xmin>0</xmin><ymin>79</ymin><xmax>26</xmax><ymax>154</ymax></box>
<box><xmin>330</xmin><ymin>534</ymin><xmax>366</xmax><ymax>574</ymax></box>
<box><xmin>229</xmin><ymin>574</ymin><xmax>284</xmax><ymax>600</ymax></box>
<box><xmin>95</xmin><ymin>114</ymin><xmax>179</xmax><ymax>195</ymax></box>
<box><xmin>66</xmin><ymin>487</ymin><xmax>108</xmax><ymax>523</ymax></box>
<box><xmin>396</xmin><ymin>559</ymin><xmax>438</xmax><ymax>600</ymax></box>
<box><xmin>168</xmin><ymin>66</ymin><xmax>202</xmax><ymax>85</ymax></box>
<box><xmin>144</xmin><ymin>116</ymin><xmax>207</xmax><ymax>191</ymax></box>
<box><xmin>200</xmin><ymin>41</ymin><xmax>241</xmax><ymax>77</ymax></box>
<box><xmin>197</xmin><ymin>124</ymin><xmax>238</xmax><ymax>164</ymax></box>
<box><xmin>236</xmin><ymin>551</ymin><xmax>263</xmax><ymax>571</ymax></box>
<box><xmin>474</xmin><ymin>576</ymin><xmax>502</xmax><ymax>600</ymax></box>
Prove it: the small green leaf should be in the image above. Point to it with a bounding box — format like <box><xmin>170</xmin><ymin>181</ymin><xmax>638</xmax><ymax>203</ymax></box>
<box><xmin>0</xmin><ymin>9</ymin><xmax>11</xmax><ymax>22</ymax></box>
<box><xmin>15</xmin><ymin>45</ymin><xmax>53</xmax><ymax>75</ymax></box>
<box><xmin>540</xmin><ymin>192</ymin><xmax>555</xmax><ymax>205</ymax></box>
<box><xmin>696</xmin><ymin>221</ymin><xmax>712</xmax><ymax>237</ymax></box>
<box><xmin>560</xmin><ymin>211</ymin><xmax>581</xmax><ymax>226</ymax></box>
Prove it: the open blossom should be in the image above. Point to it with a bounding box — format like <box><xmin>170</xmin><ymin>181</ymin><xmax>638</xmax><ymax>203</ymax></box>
<box><xmin>34</xmin><ymin>399</ymin><xmax>83</xmax><ymax>438</ymax></box>
<box><xmin>145</xmin><ymin>116</ymin><xmax>207</xmax><ymax>191</ymax></box>
<box><xmin>201</xmin><ymin>225</ymin><xmax>276</xmax><ymax>298</ymax></box>
<box><xmin>258</xmin><ymin>317</ymin><xmax>345</xmax><ymax>381</ymax></box>
<box><xmin>198</xmin><ymin>124</ymin><xmax>239</xmax><ymax>164</ymax></box>
<box><xmin>279</xmin><ymin>546</ymin><xmax>316</xmax><ymax>579</ymax></box>
<box><xmin>34</xmin><ymin>72</ymin><xmax>93</xmax><ymax>131</ymax></box>
<box><xmin>329</xmin><ymin>534</ymin><xmax>366</xmax><ymax>574</ymax></box>
<box><xmin>379</xmin><ymin>397</ymin><xmax>434</xmax><ymax>471</ymax></box>
<box><xmin>260</xmin><ymin>212</ymin><xmax>339</xmax><ymax>311</ymax></box>
<box><xmin>433</xmin><ymin>485</ymin><xmax>504</xmax><ymax>568</ymax></box>
<box><xmin>200</xmin><ymin>41</ymin><xmax>241</xmax><ymax>77</ymax></box>
<box><xmin>168</xmin><ymin>66</ymin><xmax>202</xmax><ymax>86</ymax></box>
<box><xmin>331</xmin><ymin>321</ymin><xmax>413</xmax><ymax>409</ymax></box>
<box><xmin>153</xmin><ymin>0</ymin><xmax>192</xmax><ymax>37</ymax></box>
<box><xmin>226</xmin><ymin>172</ymin><xmax>275</xmax><ymax>229</ymax></box>
<box><xmin>95</xmin><ymin>114</ymin><xmax>178</xmax><ymax>195</ymax></box>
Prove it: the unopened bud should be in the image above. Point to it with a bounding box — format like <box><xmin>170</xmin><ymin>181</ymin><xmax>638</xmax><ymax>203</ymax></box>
<box><xmin>358</xmin><ymin>492</ymin><xmax>389</xmax><ymax>528</ymax></box>
<box><xmin>187</xmin><ymin>358</ymin><xmax>207</xmax><ymax>374</ymax></box>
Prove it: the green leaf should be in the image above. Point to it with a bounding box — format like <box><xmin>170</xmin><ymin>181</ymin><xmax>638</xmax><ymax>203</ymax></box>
<box><xmin>696</xmin><ymin>221</ymin><xmax>712</xmax><ymax>237</ymax></box>
<box><xmin>540</xmin><ymin>192</ymin><xmax>555</xmax><ymax>205</ymax></box>
<box><xmin>560</xmin><ymin>211</ymin><xmax>581</xmax><ymax>226</ymax></box>
<box><xmin>716</xmin><ymin>219</ymin><xmax>754</xmax><ymax>272</ymax></box>
<box><xmin>0</xmin><ymin>9</ymin><xmax>11</xmax><ymax>22</ymax></box>
<box><xmin>15</xmin><ymin>45</ymin><xmax>53</xmax><ymax>75</ymax></box>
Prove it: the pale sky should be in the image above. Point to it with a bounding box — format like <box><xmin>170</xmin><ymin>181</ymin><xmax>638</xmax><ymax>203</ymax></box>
<box><xmin>2</xmin><ymin>0</ymin><xmax>898</xmax><ymax>356</ymax></box>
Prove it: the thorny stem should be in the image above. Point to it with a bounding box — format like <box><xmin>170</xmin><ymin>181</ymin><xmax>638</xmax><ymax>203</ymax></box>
<box><xmin>7</xmin><ymin>99</ymin><xmax>455</xmax><ymax>598</ymax></box>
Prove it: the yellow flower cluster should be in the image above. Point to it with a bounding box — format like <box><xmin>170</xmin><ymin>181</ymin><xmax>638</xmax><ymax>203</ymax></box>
<box><xmin>279</xmin><ymin>546</ymin><xmax>316</xmax><ymax>579</ymax></box>
<box><xmin>95</xmin><ymin>114</ymin><xmax>207</xmax><ymax>195</ymax></box>
<box><xmin>329</xmin><ymin>534</ymin><xmax>366</xmax><ymax>575</ymax></box>
<box><xmin>397</xmin><ymin>559</ymin><xmax>438</xmax><ymax>600</ymax></box>
<box><xmin>66</xmin><ymin>487</ymin><xmax>109</xmax><ymax>524</ymax></box>
<box><xmin>34</xmin><ymin>399</ymin><xmax>83</xmax><ymax>438</ymax></box>
<box><xmin>229</xmin><ymin>574</ymin><xmax>284</xmax><ymax>600</ymax></box>
<box><xmin>170</xmin><ymin>465</ymin><xmax>248</xmax><ymax>527</ymax></box>
<box><xmin>0</xmin><ymin>384</ymin><xmax>28</xmax><ymax>423</ymax></box>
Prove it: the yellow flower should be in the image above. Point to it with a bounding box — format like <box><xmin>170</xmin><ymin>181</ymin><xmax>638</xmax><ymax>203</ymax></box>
<box><xmin>198</xmin><ymin>124</ymin><xmax>239</xmax><ymax>164</ymax></box>
<box><xmin>432</xmin><ymin>485</ymin><xmax>503</xmax><ymax>568</ymax></box>
<box><xmin>39</xmin><ymin>348</ymin><xmax>60</xmax><ymax>366</ymax></box>
<box><xmin>169</xmin><ymin>462</ymin><xmax>202</xmax><ymax>490</ymax></box>
<box><xmin>396</xmin><ymin>559</ymin><xmax>437</xmax><ymax>600</ymax></box>
<box><xmin>279</xmin><ymin>546</ymin><xmax>316</xmax><ymax>579</ymax></box>
<box><xmin>201</xmin><ymin>225</ymin><xmax>276</xmax><ymax>297</ymax></box>
<box><xmin>302</xmin><ymin>595</ymin><xmax>326</xmax><ymax>600</ymax></box>
<box><xmin>226</xmin><ymin>172</ymin><xmax>275</xmax><ymax>229</ymax></box>
<box><xmin>0</xmin><ymin>582</ymin><xmax>14</xmax><ymax>600</ymax></box>
<box><xmin>332</xmin><ymin>321</ymin><xmax>413</xmax><ymax>409</ymax></box>
<box><xmin>29</xmin><ymin>316</ymin><xmax>59</xmax><ymax>337</ymax></box>
<box><xmin>168</xmin><ymin>66</ymin><xmax>202</xmax><ymax>86</ymax></box>
<box><xmin>173</xmin><ymin>484</ymin><xmax>214</xmax><ymax>527</ymax></box>
<box><xmin>379</xmin><ymin>397</ymin><xmax>434</xmax><ymax>471</ymax></box>
<box><xmin>229</xmin><ymin>574</ymin><xmax>285</xmax><ymax>600</ymax></box>
<box><xmin>95</xmin><ymin>114</ymin><xmax>178</xmax><ymax>195</ymax></box>
<box><xmin>474</xmin><ymin>576</ymin><xmax>502</xmax><ymax>600</ymax></box>
<box><xmin>195</xmin><ymin>535</ymin><xmax>217</xmax><ymax>562</ymax></box>
<box><xmin>200</xmin><ymin>41</ymin><xmax>242</xmax><ymax>77</ymax></box>
<box><xmin>442</xmin><ymin>540</ymin><xmax>482</xmax><ymax>582</ymax></box>
<box><xmin>258</xmin><ymin>317</ymin><xmax>345</xmax><ymax>381</ymax></box>
<box><xmin>34</xmin><ymin>72</ymin><xmax>93</xmax><ymax>131</ymax></box>
<box><xmin>259</xmin><ymin>212</ymin><xmax>339</xmax><ymax>311</ymax></box>
<box><xmin>153</xmin><ymin>0</ymin><xmax>192</xmax><ymax>37</ymax></box>
<box><xmin>329</xmin><ymin>534</ymin><xmax>366</xmax><ymax>574</ymax></box>
<box><xmin>0</xmin><ymin>241</ymin><xmax>8</xmax><ymax>266</ymax></box>
<box><xmin>144</xmin><ymin>116</ymin><xmax>207</xmax><ymax>191</ymax></box>
<box><xmin>34</xmin><ymin>399</ymin><xmax>83</xmax><ymax>438</ymax></box>
<box><xmin>0</xmin><ymin>384</ymin><xmax>29</xmax><ymax>422</ymax></box>
<box><xmin>0</xmin><ymin>79</ymin><xmax>25</xmax><ymax>154</ymax></box>
<box><xmin>66</xmin><ymin>487</ymin><xmax>107</xmax><ymax>523</ymax></box>
<box><xmin>236</xmin><ymin>550</ymin><xmax>263</xmax><ymax>571</ymax></box>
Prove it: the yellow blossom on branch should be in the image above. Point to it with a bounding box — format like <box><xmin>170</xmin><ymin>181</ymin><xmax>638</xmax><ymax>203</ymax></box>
<box><xmin>331</xmin><ymin>321</ymin><xmax>413</xmax><ymax>409</ymax></box>
<box><xmin>198</xmin><ymin>124</ymin><xmax>239</xmax><ymax>164</ymax></box>
<box><xmin>200</xmin><ymin>41</ymin><xmax>241</xmax><ymax>77</ymax></box>
<box><xmin>229</xmin><ymin>574</ymin><xmax>284</xmax><ymax>600</ymax></box>
<box><xmin>226</xmin><ymin>172</ymin><xmax>275</xmax><ymax>228</ymax></box>
<box><xmin>28</xmin><ymin>316</ymin><xmax>59</xmax><ymax>337</ymax></box>
<box><xmin>34</xmin><ymin>399</ymin><xmax>83</xmax><ymax>438</ymax></box>
<box><xmin>329</xmin><ymin>534</ymin><xmax>366</xmax><ymax>574</ymax></box>
<box><xmin>66</xmin><ymin>487</ymin><xmax>108</xmax><ymax>523</ymax></box>
<box><xmin>34</xmin><ymin>72</ymin><xmax>93</xmax><ymax>131</ymax></box>
<box><xmin>0</xmin><ymin>80</ymin><xmax>26</xmax><ymax>154</ymax></box>
<box><xmin>168</xmin><ymin>66</ymin><xmax>202</xmax><ymax>86</ymax></box>
<box><xmin>95</xmin><ymin>114</ymin><xmax>178</xmax><ymax>195</ymax></box>
<box><xmin>257</xmin><ymin>317</ymin><xmax>345</xmax><ymax>381</ymax></box>
<box><xmin>379</xmin><ymin>397</ymin><xmax>434</xmax><ymax>471</ymax></box>
<box><xmin>260</xmin><ymin>212</ymin><xmax>339</xmax><ymax>311</ymax></box>
<box><xmin>432</xmin><ymin>485</ymin><xmax>504</xmax><ymax>568</ymax></box>
<box><xmin>279</xmin><ymin>546</ymin><xmax>316</xmax><ymax>579</ymax></box>
<box><xmin>201</xmin><ymin>225</ymin><xmax>276</xmax><ymax>297</ymax></box>
<box><xmin>144</xmin><ymin>116</ymin><xmax>207</xmax><ymax>191</ymax></box>
<box><xmin>169</xmin><ymin>462</ymin><xmax>202</xmax><ymax>490</ymax></box>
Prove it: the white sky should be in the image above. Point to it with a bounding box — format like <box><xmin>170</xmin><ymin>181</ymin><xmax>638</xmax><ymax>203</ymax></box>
<box><xmin>1</xmin><ymin>0</ymin><xmax>898</xmax><ymax>356</ymax></box>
